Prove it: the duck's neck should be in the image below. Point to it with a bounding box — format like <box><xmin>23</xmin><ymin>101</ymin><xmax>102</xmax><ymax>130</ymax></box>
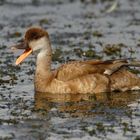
<box><xmin>35</xmin><ymin>38</ymin><xmax>53</xmax><ymax>86</ymax></box>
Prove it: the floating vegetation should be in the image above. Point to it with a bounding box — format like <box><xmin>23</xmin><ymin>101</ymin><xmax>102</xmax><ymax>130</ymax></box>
<box><xmin>96</xmin><ymin>122</ymin><xmax>105</xmax><ymax>133</ymax></box>
<box><xmin>137</xmin><ymin>39</ymin><xmax>140</xmax><ymax>47</ymax></box>
<box><xmin>0</xmin><ymin>45</ymin><xmax>6</xmax><ymax>50</ymax></box>
<box><xmin>74</xmin><ymin>48</ymin><xmax>83</xmax><ymax>57</ymax></box>
<box><xmin>83</xmin><ymin>49</ymin><xmax>96</xmax><ymax>57</ymax></box>
<box><xmin>39</xmin><ymin>18</ymin><xmax>49</xmax><ymax>25</ymax></box>
<box><xmin>0</xmin><ymin>0</ymin><xmax>140</xmax><ymax>139</ymax></box>
<box><xmin>0</xmin><ymin>118</ymin><xmax>18</xmax><ymax>125</ymax></box>
<box><xmin>128</xmin><ymin>48</ymin><xmax>135</xmax><ymax>55</ymax></box>
<box><xmin>93</xmin><ymin>31</ymin><xmax>103</xmax><ymax>37</ymax></box>
<box><xmin>52</xmin><ymin>48</ymin><xmax>63</xmax><ymax>61</ymax></box>
<box><xmin>135</xmin><ymin>136</ymin><xmax>140</xmax><ymax>140</ymax></box>
<box><xmin>82</xmin><ymin>126</ymin><xmax>96</xmax><ymax>136</ymax></box>
<box><xmin>80</xmin><ymin>0</ymin><xmax>116</xmax><ymax>4</ymax></box>
<box><xmin>129</xmin><ymin>68</ymin><xmax>140</xmax><ymax>75</ymax></box>
<box><xmin>83</xmin><ymin>31</ymin><xmax>90</xmax><ymax>40</ymax></box>
<box><xmin>103</xmin><ymin>43</ymin><xmax>126</xmax><ymax>56</ymax></box>
<box><xmin>31</xmin><ymin>0</ymin><xmax>40</xmax><ymax>6</ymax></box>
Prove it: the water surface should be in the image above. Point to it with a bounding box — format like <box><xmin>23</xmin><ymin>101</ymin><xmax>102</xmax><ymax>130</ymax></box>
<box><xmin>0</xmin><ymin>0</ymin><xmax>140</xmax><ymax>139</ymax></box>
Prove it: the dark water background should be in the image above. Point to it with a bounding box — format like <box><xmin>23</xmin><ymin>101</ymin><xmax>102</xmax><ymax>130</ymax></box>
<box><xmin>0</xmin><ymin>0</ymin><xmax>140</xmax><ymax>139</ymax></box>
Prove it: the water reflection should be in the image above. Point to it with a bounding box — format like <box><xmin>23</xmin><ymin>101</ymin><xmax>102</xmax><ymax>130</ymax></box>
<box><xmin>34</xmin><ymin>91</ymin><xmax>140</xmax><ymax>117</ymax></box>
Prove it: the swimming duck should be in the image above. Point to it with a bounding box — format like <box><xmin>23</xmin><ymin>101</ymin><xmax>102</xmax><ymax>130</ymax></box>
<box><xmin>12</xmin><ymin>27</ymin><xmax>140</xmax><ymax>94</ymax></box>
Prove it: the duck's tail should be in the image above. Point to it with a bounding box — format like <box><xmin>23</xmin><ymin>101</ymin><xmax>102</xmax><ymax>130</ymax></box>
<box><xmin>110</xmin><ymin>67</ymin><xmax>140</xmax><ymax>92</ymax></box>
<box><xmin>104</xmin><ymin>60</ymin><xmax>140</xmax><ymax>75</ymax></box>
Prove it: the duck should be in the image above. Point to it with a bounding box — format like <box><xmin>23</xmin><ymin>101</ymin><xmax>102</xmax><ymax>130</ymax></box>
<box><xmin>12</xmin><ymin>27</ymin><xmax>140</xmax><ymax>94</ymax></box>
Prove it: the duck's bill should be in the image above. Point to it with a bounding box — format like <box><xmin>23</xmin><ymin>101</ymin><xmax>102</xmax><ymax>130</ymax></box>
<box><xmin>15</xmin><ymin>48</ymin><xmax>32</xmax><ymax>65</ymax></box>
<box><xmin>11</xmin><ymin>41</ymin><xmax>32</xmax><ymax>65</ymax></box>
<box><xmin>11</xmin><ymin>42</ymin><xmax>28</xmax><ymax>50</ymax></box>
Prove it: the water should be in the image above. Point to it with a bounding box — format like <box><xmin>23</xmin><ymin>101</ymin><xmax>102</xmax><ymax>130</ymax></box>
<box><xmin>0</xmin><ymin>0</ymin><xmax>140</xmax><ymax>139</ymax></box>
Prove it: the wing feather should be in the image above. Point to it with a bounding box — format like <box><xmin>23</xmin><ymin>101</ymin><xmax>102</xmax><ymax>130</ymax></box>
<box><xmin>55</xmin><ymin>59</ymin><xmax>132</xmax><ymax>81</ymax></box>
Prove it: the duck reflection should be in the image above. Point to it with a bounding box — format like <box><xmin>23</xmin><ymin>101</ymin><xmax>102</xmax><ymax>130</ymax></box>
<box><xmin>34</xmin><ymin>91</ymin><xmax>140</xmax><ymax>117</ymax></box>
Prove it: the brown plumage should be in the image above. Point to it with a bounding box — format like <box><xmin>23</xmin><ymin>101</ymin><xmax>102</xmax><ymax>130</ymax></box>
<box><xmin>12</xmin><ymin>27</ymin><xmax>140</xmax><ymax>94</ymax></box>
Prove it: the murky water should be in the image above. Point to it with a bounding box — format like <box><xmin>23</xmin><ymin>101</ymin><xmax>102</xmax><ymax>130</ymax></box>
<box><xmin>0</xmin><ymin>0</ymin><xmax>140</xmax><ymax>139</ymax></box>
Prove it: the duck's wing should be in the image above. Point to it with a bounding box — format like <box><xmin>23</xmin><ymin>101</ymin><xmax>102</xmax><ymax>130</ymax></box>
<box><xmin>55</xmin><ymin>59</ymin><xmax>134</xmax><ymax>81</ymax></box>
<box><xmin>101</xmin><ymin>60</ymin><xmax>140</xmax><ymax>75</ymax></box>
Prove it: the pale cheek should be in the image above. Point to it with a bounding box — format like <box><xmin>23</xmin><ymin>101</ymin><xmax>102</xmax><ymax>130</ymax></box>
<box><xmin>29</xmin><ymin>41</ymin><xmax>43</xmax><ymax>51</ymax></box>
<box><xmin>29</xmin><ymin>37</ymin><xmax>48</xmax><ymax>51</ymax></box>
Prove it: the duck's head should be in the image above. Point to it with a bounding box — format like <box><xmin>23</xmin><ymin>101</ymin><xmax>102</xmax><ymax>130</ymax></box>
<box><xmin>12</xmin><ymin>27</ymin><xmax>50</xmax><ymax>65</ymax></box>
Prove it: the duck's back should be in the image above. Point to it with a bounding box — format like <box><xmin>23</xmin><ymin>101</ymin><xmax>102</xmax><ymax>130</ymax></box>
<box><xmin>53</xmin><ymin>59</ymin><xmax>140</xmax><ymax>93</ymax></box>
